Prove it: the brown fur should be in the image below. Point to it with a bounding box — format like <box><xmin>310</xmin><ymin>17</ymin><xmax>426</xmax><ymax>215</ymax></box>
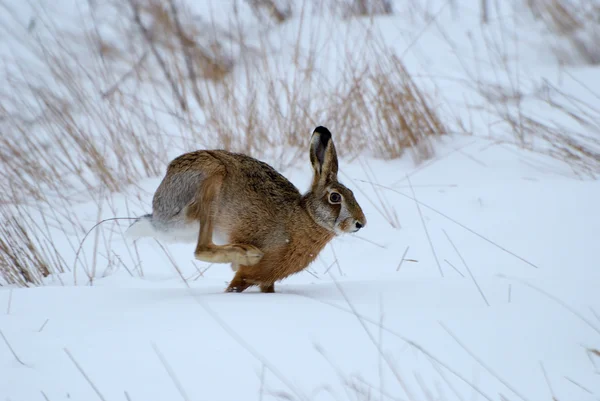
<box><xmin>225</xmin><ymin>203</ymin><xmax>335</xmax><ymax>292</ymax></box>
<box><xmin>148</xmin><ymin>126</ymin><xmax>366</xmax><ymax>293</ymax></box>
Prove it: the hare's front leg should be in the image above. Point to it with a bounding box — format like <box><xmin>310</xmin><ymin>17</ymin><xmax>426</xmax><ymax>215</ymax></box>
<box><xmin>225</xmin><ymin>267</ymin><xmax>275</xmax><ymax>293</ymax></box>
<box><xmin>190</xmin><ymin>167</ymin><xmax>263</xmax><ymax>266</ymax></box>
<box><xmin>259</xmin><ymin>283</ymin><xmax>275</xmax><ymax>293</ymax></box>
<box><xmin>225</xmin><ymin>269</ymin><xmax>253</xmax><ymax>293</ymax></box>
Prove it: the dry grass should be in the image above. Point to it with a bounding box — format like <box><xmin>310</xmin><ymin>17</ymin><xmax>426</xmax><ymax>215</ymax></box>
<box><xmin>0</xmin><ymin>4</ymin><xmax>165</xmax><ymax>202</ymax></box>
<box><xmin>328</xmin><ymin>52</ymin><xmax>444</xmax><ymax>162</ymax></box>
<box><xmin>7</xmin><ymin>0</ymin><xmax>599</xmax><ymax>287</ymax></box>
<box><xmin>482</xmin><ymin>78</ymin><xmax>600</xmax><ymax>176</ymax></box>
<box><xmin>0</xmin><ymin>0</ymin><xmax>449</xmax><ymax>286</ymax></box>
<box><xmin>2</xmin><ymin>0</ymin><xmax>599</xmax><ymax>287</ymax></box>
<box><xmin>0</xmin><ymin>205</ymin><xmax>67</xmax><ymax>286</ymax></box>
<box><xmin>0</xmin><ymin>3</ymin><xmax>595</xmax><ymax>400</ymax></box>
<box><xmin>247</xmin><ymin>0</ymin><xmax>291</xmax><ymax>24</ymax></box>
<box><xmin>343</xmin><ymin>0</ymin><xmax>393</xmax><ymax>17</ymax></box>
<box><xmin>526</xmin><ymin>0</ymin><xmax>600</xmax><ymax>65</ymax></box>
<box><xmin>441</xmin><ymin>0</ymin><xmax>600</xmax><ymax>177</ymax></box>
<box><xmin>1</xmin><ymin>0</ymin><xmax>445</xmax><ymax>182</ymax></box>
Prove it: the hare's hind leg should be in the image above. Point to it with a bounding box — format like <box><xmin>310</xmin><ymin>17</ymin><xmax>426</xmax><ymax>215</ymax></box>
<box><xmin>190</xmin><ymin>162</ymin><xmax>263</xmax><ymax>266</ymax></box>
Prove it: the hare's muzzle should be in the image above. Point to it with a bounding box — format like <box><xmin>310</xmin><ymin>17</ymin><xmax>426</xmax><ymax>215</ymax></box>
<box><xmin>351</xmin><ymin>218</ymin><xmax>366</xmax><ymax>232</ymax></box>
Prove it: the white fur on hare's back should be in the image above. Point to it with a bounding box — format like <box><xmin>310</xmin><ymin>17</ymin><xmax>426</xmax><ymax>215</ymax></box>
<box><xmin>125</xmin><ymin>215</ymin><xmax>200</xmax><ymax>244</ymax></box>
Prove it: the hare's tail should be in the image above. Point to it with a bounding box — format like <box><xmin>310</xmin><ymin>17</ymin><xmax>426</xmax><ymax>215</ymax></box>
<box><xmin>125</xmin><ymin>214</ymin><xmax>156</xmax><ymax>238</ymax></box>
<box><xmin>125</xmin><ymin>213</ymin><xmax>200</xmax><ymax>243</ymax></box>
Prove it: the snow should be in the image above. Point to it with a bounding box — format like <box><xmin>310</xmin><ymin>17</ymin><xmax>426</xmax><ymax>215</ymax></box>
<box><xmin>2</xmin><ymin>139</ymin><xmax>599</xmax><ymax>400</ymax></box>
<box><xmin>1</xmin><ymin>1</ymin><xmax>600</xmax><ymax>400</ymax></box>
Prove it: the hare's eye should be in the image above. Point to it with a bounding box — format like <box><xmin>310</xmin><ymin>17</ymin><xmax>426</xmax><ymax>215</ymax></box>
<box><xmin>329</xmin><ymin>192</ymin><xmax>342</xmax><ymax>204</ymax></box>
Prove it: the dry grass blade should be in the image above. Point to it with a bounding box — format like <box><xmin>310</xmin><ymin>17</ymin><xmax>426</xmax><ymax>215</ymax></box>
<box><xmin>0</xmin><ymin>329</ymin><xmax>27</xmax><ymax>366</ymax></box>
<box><xmin>351</xmin><ymin>234</ymin><xmax>386</xmax><ymax>249</ymax></box>
<box><xmin>323</xmin><ymin>261</ymin><xmax>337</xmax><ymax>275</ymax></box>
<box><xmin>378</xmin><ymin>295</ymin><xmax>384</xmax><ymax>401</ymax></box>
<box><xmin>64</xmin><ymin>348</ymin><xmax>106</xmax><ymax>401</ymax></box>
<box><xmin>443</xmin><ymin>229</ymin><xmax>489</xmax><ymax>306</ymax></box>
<box><xmin>304</xmin><ymin>267</ymin><xmax>319</xmax><ymax>279</ymax></box>
<box><xmin>439</xmin><ymin>322</ymin><xmax>531</xmax><ymax>401</ymax></box>
<box><xmin>413</xmin><ymin>371</ymin><xmax>435</xmax><ymax>401</ymax></box>
<box><xmin>427</xmin><ymin>357</ymin><xmax>465</xmax><ymax>401</ymax></box>
<box><xmin>6</xmin><ymin>289</ymin><xmax>12</xmax><ymax>314</ymax></box>
<box><xmin>72</xmin><ymin>217</ymin><xmax>138</xmax><ymax>284</ymax></box>
<box><xmin>396</xmin><ymin>246</ymin><xmax>410</xmax><ymax>271</ymax></box>
<box><xmin>346</xmin><ymin>170</ymin><xmax>400</xmax><ymax>230</ymax></box>
<box><xmin>500</xmin><ymin>276</ymin><xmax>600</xmax><ymax>336</ymax></box>
<box><xmin>102</xmin><ymin>51</ymin><xmax>148</xmax><ymax>98</ymax></box>
<box><xmin>38</xmin><ymin>318</ymin><xmax>50</xmax><ymax>333</ymax></box>
<box><xmin>153</xmin><ymin>239</ymin><xmax>189</xmax><ymax>288</ymax></box>
<box><xmin>352</xmin><ymin>376</ymin><xmax>404</xmax><ymax>401</ymax></box>
<box><xmin>329</xmin><ymin>244</ymin><xmax>344</xmax><ymax>276</ymax></box>
<box><xmin>406</xmin><ymin>175</ymin><xmax>443</xmax><ymax>277</ymax></box>
<box><xmin>329</xmin><ymin>274</ymin><xmax>417</xmax><ymax>400</ymax></box>
<box><xmin>590</xmin><ymin>307</ymin><xmax>600</xmax><ymax>324</ymax></box>
<box><xmin>88</xmin><ymin>197</ymin><xmax>105</xmax><ymax>286</ymax></box>
<box><xmin>189</xmin><ymin>292</ymin><xmax>309</xmax><ymax>401</ymax></box>
<box><xmin>258</xmin><ymin>363</ymin><xmax>266</xmax><ymax>401</ymax></box>
<box><xmin>368</xmin><ymin>182</ymin><xmax>540</xmax><ymax>269</ymax></box>
<box><xmin>539</xmin><ymin>362</ymin><xmax>557</xmax><ymax>401</ymax></box>
<box><xmin>584</xmin><ymin>346</ymin><xmax>599</xmax><ymax>371</ymax></box>
<box><xmin>443</xmin><ymin>259</ymin><xmax>465</xmax><ymax>278</ymax></box>
<box><xmin>152</xmin><ymin>343</ymin><xmax>191</xmax><ymax>401</ymax></box>
<box><xmin>563</xmin><ymin>376</ymin><xmax>593</xmax><ymax>395</ymax></box>
<box><xmin>247</xmin><ymin>0</ymin><xmax>291</xmax><ymax>23</ymax></box>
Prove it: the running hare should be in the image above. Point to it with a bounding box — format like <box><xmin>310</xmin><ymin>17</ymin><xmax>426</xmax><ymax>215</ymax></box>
<box><xmin>127</xmin><ymin>126</ymin><xmax>366</xmax><ymax>293</ymax></box>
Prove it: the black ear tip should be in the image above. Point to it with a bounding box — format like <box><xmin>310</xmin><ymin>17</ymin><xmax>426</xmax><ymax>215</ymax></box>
<box><xmin>313</xmin><ymin>126</ymin><xmax>332</xmax><ymax>144</ymax></box>
<box><xmin>314</xmin><ymin>126</ymin><xmax>331</xmax><ymax>135</ymax></box>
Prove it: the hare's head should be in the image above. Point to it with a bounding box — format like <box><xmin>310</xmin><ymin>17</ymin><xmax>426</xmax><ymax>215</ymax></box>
<box><xmin>304</xmin><ymin>126</ymin><xmax>366</xmax><ymax>235</ymax></box>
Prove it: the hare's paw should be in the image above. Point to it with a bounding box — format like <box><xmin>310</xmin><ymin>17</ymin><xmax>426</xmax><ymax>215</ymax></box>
<box><xmin>225</xmin><ymin>275</ymin><xmax>251</xmax><ymax>293</ymax></box>
<box><xmin>224</xmin><ymin>244</ymin><xmax>263</xmax><ymax>266</ymax></box>
<box><xmin>225</xmin><ymin>285</ymin><xmax>244</xmax><ymax>293</ymax></box>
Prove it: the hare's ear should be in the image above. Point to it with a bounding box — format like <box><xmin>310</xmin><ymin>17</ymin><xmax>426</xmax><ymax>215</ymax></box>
<box><xmin>309</xmin><ymin>126</ymin><xmax>338</xmax><ymax>187</ymax></box>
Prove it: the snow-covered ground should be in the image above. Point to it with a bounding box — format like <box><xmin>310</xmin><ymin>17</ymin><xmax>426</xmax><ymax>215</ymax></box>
<box><xmin>2</xmin><ymin>138</ymin><xmax>599</xmax><ymax>400</ymax></box>
<box><xmin>1</xmin><ymin>1</ymin><xmax>600</xmax><ymax>400</ymax></box>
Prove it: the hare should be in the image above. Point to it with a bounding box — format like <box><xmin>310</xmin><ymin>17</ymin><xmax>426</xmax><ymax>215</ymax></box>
<box><xmin>126</xmin><ymin>126</ymin><xmax>366</xmax><ymax>293</ymax></box>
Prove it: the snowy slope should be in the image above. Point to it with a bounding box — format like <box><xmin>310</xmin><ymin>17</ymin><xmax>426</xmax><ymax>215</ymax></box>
<box><xmin>2</xmin><ymin>139</ymin><xmax>599</xmax><ymax>400</ymax></box>
<box><xmin>1</xmin><ymin>0</ymin><xmax>600</xmax><ymax>400</ymax></box>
